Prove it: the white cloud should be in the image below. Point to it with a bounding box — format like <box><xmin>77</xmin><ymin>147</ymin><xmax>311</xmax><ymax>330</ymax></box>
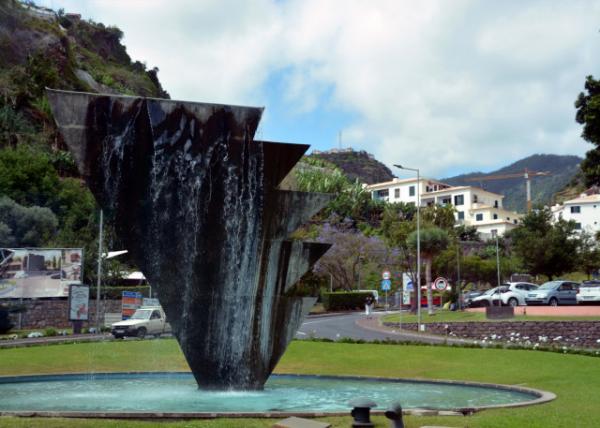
<box><xmin>42</xmin><ymin>0</ymin><xmax>600</xmax><ymax>176</ymax></box>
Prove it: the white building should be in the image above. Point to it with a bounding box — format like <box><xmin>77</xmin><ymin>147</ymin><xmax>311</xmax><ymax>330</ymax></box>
<box><xmin>367</xmin><ymin>177</ymin><xmax>451</xmax><ymax>205</ymax></box>
<box><xmin>551</xmin><ymin>192</ymin><xmax>600</xmax><ymax>235</ymax></box>
<box><xmin>366</xmin><ymin>178</ymin><xmax>523</xmax><ymax>237</ymax></box>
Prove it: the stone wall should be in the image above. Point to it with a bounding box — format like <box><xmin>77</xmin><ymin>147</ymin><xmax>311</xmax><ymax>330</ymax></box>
<box><xmin>384</xmin><ymin>321</ymin><xmax>600</xmax><ymax>349</ymax></box>
<box><xmin>7</xmin><ymin>299</ymin><xmax>121</xmax><ymax>329</ymax></box>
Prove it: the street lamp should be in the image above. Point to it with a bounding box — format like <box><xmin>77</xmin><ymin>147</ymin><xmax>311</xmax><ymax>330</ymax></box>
<box><xmin>393</xmin><ymin>164</ymin><xmax>421</xmax><ymax>332</ymax></box>
<box><xmin>492</xmin><ymin>229</ymin><xmax>501</xmax><ymax>307</ymax></box>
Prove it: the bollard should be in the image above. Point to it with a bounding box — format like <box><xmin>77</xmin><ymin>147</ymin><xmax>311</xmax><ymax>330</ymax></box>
<box><xmin>384</xmin><ymin>402</ymin><xmax>404</xmax><ymax>428</ymax></box>
<box><xmin>348</xmin><ymin>397</ymin><xmax>377</xmax><ymax>427</ymax></box>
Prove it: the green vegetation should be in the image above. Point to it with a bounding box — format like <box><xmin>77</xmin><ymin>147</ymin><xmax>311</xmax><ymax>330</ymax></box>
<box><xmin>310</xmin><ymin>150</ymin><xmax>395</xmax><ymax>185</ymax></box>
<box><xmin>0</xmin><ymin>2</ymin><xmax>169</xmax><ymax>282</ymax></box>
<box><xmin>575</xmin><ymin>76</ymin><xmax>600</xmax><ymax>187</ymax></box>
<box><xmin>321</xmin><ymin>291</ymin><xmax>375</xmax><ymax>311</ymax></box>
<box><xmin>508</xmin><ymin>207</ymin><xmax>579</xmax><ymax>280</ymax></box>
<box><xmin>1</xmin><ymin>340</ymin><xmax>600</xmax><ymax>427</ymax></box>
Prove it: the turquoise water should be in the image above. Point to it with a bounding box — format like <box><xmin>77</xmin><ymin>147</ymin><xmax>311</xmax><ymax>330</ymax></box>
<box><xmin>0</xmin><ymin>373</ymin><xmax>536</xmax><ymax>413</ymax></box>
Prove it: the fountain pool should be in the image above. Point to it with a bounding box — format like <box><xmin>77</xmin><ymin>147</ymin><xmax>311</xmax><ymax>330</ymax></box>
<box><xmin>0</xmin><ymin>373</ymin><xmax>553</xmax><ymax>416</ymax></box>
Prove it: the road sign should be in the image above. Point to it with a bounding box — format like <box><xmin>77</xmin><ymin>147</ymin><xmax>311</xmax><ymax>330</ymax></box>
<box><xmin>381</xmin><ymin>279</ymin><xmax>391</xmax><ymax>291</ymax></box>
<box><xmin>382</xmin><ymin>270</ymin><xmax>391</xmax><ymax>280</ymax></box>
<box><xmin>433</xmin><ymin>277</ymin><xmax>448</xmax><ymax>291</ymax></box>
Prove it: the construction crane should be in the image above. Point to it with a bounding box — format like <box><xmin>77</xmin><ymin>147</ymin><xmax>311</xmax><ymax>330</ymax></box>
<box><xmin>465</xmin><ymin>169</ymin><xmax>551</xmax><ymax>212</ymax></box>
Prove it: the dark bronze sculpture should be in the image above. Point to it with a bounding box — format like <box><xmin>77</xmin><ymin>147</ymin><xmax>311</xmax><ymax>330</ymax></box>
<box><xmin>48</xmin><ymin>89</ymin><xmax>331</xmax><ymax>390</ymax></box>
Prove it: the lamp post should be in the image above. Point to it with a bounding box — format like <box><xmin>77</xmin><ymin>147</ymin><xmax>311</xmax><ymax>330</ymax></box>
<box><xmin>492</xmin><ymin>229</ymin><xmax>501</xmax><ymax>307</ymax></box>
<box><xmin>393</xmin><ymin>164</ymin><xmax>421</xmax><ymax>331</ymax></box>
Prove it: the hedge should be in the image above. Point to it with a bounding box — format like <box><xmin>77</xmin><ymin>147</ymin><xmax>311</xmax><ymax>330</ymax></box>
<box><xmin>322</xmin><ymin>291</ymin><xmax>375</xmax><ymax>311</ymax></box>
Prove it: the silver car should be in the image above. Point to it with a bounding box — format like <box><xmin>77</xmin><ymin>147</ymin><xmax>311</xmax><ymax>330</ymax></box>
<box><xmin>525</xmin><ymin>280</ymin><xmax>579</xmax><ymax>306</ymax></box>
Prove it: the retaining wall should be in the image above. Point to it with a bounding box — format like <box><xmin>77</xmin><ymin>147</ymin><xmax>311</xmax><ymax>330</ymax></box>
<box><xmin>384</xmin><ymin>321</ymin><xmax>600</xmax><ymax>349</ymax></box>
<box><xmin>6</xmin><ymin>299</ymin><xmax>121</xmax><ymax>329</ymax></box>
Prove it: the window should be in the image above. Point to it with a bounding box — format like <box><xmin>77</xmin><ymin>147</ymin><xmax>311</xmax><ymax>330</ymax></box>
<box><xmin>454</xmin><ymin>194</ymin><xmax>464</xmax><ymax>206</ymax></box>
<box><xmin>494</xmin><ymin>200</ymin><xmax>499</xmax><ymax>208</ymax></box>
<box><xmin>575</xmin><ymin>222</ymin><xmax>582</xmax><ymax>230</ymax></box>
<box><xmin>151</xmin><ymin>311</ymin><xmax>161</xmax><ymax>320</ymax></box>
<box><xmin>493</xmin><ymin>213</ymin><xmax>498</xmax><ymax>220</ymax></box>
<box><xmin>376</xmin><ymin>189</ymin><xmax>389</xmax><ymax>198</ymax></box>
<box><xmin>514</xmin><ymin>219</ymin><xmax>518</xmax><ymax>224</ymax></box>
<box><xmin>457</xmin><ymin>211</ymin><xmax>464</xmax><ymax>220</ymax></box>
<box><xmin>476</xmin><ymin>213</ymin><xmax>483</xmax><ymax>221</ymax></box>
<box><xmin>409</xmin><ymin>186</ymin><xmax>415</xmax><ymax>197</ymax></box>
<box><xmin>559</xmin><ymin>284</ymin><xmax>573</xmax><ymax>291</ymax></box>
<box><xmin>394</xmin><ymin>188</ymin><xmax>400</xmax><ymax>198</ymax></box>
<box><xmin>571</xmin><ymin>206</ymin><xmax>581</xmax><ymax>214</ymax></box>
<box><xmin>441</xmin><ymin>197</ymin><xmax>451</xmax><ymax>205</ymax></box>
<box><xmin>473</xmin><ymin>195</ymin><xmax>478</xmax><ymax>203</ymax></box>
<box><xmin>491</xmin><ymin>229</ymin><xmax>498</xmax><ymax>236</ymax></box>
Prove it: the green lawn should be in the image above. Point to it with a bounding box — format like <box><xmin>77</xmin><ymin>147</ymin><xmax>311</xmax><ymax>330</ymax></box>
<box><xmin>1</xmin><ymin>339</ymin><xmax>599</xmax><ymax>427</ymax></box>
<box><xmin>382</xmin><ymin>309</ymin><xmax>600</xmax><ymax>324</ymax></box>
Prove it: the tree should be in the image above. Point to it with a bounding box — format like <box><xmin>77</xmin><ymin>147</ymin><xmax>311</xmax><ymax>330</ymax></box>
<box><xmin>577</xmin><ymin>231</ymin><xmax>600</xmax><ymax>279</ymax></box>
<box><xmin>407</xmin><ymin>227</ymin><xmax>450</xmax><ymax>314</ymax></box>
<box><xmin>313</xmin><ymin>223</ymin><xmax>389</xmax><ymax>291</ymax></box>
<box><xmin>0</xmin><ymin>196</ymin><xmax>58</xmax><ymax>246</ymax></box>
<box><xmin>509</xmin><ymin>208</ymin><xmax>579</xmax><ymax>279</ymax></box>
<box><xmin>575</xmin><ymin>75</ymin><xmax>600</xmax><ymax>186</ymax></box>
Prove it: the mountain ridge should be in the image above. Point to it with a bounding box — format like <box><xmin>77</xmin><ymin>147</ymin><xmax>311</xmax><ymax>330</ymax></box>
<box><xmin>441</xmin><ymin>154</ymin><xmax>582</xmax><ymax>212</ymax></box>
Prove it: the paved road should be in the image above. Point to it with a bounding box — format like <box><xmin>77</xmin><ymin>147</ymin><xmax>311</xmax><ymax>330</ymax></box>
<box><xmin>296</xmin><ymin>312</ymin><xmax>470</xmax><ymax>345</ymax></box>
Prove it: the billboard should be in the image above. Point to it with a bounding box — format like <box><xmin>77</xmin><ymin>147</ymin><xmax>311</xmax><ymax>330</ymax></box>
<box><xmin>0</xmin><ymin>248</ymin><xmax>83</xmax><ymax>298</ymax></box>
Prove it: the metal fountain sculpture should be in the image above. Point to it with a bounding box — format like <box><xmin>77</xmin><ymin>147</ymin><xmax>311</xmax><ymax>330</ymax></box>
<box><xmin>47</xmin><ymin>89</ymin><xmax>331</xmax><ymax>390</ymax></box>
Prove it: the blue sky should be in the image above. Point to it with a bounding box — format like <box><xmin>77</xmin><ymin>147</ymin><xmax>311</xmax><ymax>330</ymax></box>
<box><xmin>38</xmin><ymin>0</ymin><xmax>600</xmax><ymax>178</ymax></box>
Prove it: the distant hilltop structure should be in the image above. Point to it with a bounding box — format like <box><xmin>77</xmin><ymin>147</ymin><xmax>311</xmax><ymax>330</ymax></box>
<box><xmin>312</xmin><ymin>148</ymin><xmax>375</xmax><ymax>159</ymax></box>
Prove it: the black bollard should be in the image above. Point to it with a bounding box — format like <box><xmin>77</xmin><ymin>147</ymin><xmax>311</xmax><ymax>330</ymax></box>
<box><xmin>349</xmin><ymin>397</ymin><xmax>377</xmax><ymax>427</ymax></box>
<box><xmin>384</xmin><ymin>402</ymin><xmax>404</xmax><ymax>428</ymax></box>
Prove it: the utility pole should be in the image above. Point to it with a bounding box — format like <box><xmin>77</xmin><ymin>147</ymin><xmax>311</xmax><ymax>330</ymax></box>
<box><xmin>96</xmin><ymin>210</ymin><xmax>103</xmax><ymax>331</ymax></box>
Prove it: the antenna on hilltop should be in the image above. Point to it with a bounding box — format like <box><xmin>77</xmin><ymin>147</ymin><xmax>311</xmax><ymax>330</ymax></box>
<box><xmin>338</xmin><ymin>130</ymin><xmax>342</xmax><ymax>149</ymax></box>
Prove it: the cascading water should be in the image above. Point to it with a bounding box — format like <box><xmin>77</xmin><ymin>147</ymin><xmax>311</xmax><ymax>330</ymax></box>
<box><xmin>47</xmin><ymin>89</ymin><xmax>332</xmax><ymax>390</ymax></box>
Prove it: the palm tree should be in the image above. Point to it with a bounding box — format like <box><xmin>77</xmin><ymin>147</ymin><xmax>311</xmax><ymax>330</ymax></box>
<box><xmin>408</xmin><ymin>227</ymin><xmax>450</xmax><ymax>315</ymax></box>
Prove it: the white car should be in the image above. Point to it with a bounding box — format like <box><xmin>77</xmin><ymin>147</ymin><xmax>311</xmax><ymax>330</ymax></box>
<box><xmin>577</xmin><ymin>281</ymin><xmax>600</xmax><ymax>304</ymax></box>
<box><xmin>470</xmin><ymin>282</ymin><xmax>538</xmax><ymax>307</ymax></box>
<box><xmin>111</xmin><ymin>306</ymin><xmax>171</xmax><ymax>339</ymax></box>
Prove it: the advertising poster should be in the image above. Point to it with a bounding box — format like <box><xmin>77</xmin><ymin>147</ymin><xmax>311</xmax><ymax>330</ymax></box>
<box><xmin>0</xmin><ymin>248</ymin><xmax>83</xmax><ymax>298</ymax></box>
<box><xmin>122</xmin><ymin>291</ymin><xmax>143</xmax><ymax>319</ymax></box>
<box><xmin>402</xmin><ymin>272</ymin><xmax>413</xmax><ymax>305</ymax></box>
<box><xmin>68</xmin><ymin>284</ymin><xmax>90</xmax><ymax>321</ymax></box>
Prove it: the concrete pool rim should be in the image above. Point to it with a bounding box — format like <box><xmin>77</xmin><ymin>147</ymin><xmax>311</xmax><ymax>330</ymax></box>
<box><xmin>0</xmin><ymin>372</ymin><xmax>556</xmax><ymax>419</ymax></box>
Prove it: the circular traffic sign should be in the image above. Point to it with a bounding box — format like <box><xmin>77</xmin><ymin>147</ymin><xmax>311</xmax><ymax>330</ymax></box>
<box><xmin>382</xmin><ymin>270</ymin><xmax>391</xmax><ymax>280</ymax></box>
<box><xmin>433</xmin><ymin>277</ymin><xmax>448</xmax><ymax>291</ymax></box>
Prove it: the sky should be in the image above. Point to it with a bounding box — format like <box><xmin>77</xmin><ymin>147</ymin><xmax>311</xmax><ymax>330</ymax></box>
<box><xmin>37</xmin><ymin>0</ymin><xmax>600</xmax><ymax>178</ymax></box>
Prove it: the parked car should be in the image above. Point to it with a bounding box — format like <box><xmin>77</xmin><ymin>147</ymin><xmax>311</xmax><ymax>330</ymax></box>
<box><xmin>111</xmin><ymin>306</ymin><xmax>171</xmax><ymax>339</ymax></box>
<box><xmin>525</xmin><ymin>280</ymin><xmax>579</xmax><ymax>306</ymax></box>
<box><xmin>577</xmin><ymin>280</ymin><xmax>600</xmax><ymax>304</ymax></box>
<box><xmin>470</xmin><ymin>287</ymin><xmax>506</xmax><ymax>307</ymax></box>
<box><xmin>462</xmin><ymin>290</ymin><xmax>483</xmax><ymax>307</ymax></box>
<box><xmin>501</xmin><ymin>282</ymin><xmax>539</xmax><ymax>307</ymax></box>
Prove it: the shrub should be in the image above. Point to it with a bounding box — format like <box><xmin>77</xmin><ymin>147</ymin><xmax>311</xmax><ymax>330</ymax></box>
<box><xmin>44</xmin><ymin>327</ymin><xmax>57</xmax><ymax>337</ymax></box>
<box><xmin>322</xmin><ymin>291</ymin><xmax>375</xmax><ymax>311</ymax></box>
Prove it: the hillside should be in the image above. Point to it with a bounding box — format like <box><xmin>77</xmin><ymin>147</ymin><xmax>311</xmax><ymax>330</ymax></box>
<box><xmin>0</xmin><ymin>1</ymin><xmax>168</xmax><ymax>152</ymax></box>
<box><xmin>0</xmin><ymin>1</ymin><xmax>169</xmax><ymax>281</ymax></box>
<box><xmin>309</xmin><ymin>149</ymin><xmax>395</xmax><ymax>184</ymax></box>
<box><xmin>442</xmin><ymin>154</ymin><xmax>582</xmax><ymax>212</ymax></box>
